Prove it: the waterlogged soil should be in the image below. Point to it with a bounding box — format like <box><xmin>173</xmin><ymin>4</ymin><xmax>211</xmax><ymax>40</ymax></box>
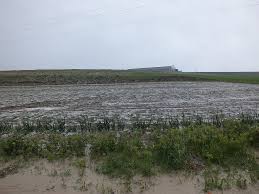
<box><xmin>0</xmin><ymin>82</ymin><xmax>259</xmax><ymax>122</ymax></box>
<box><xmin>0</xmin><ymin>160</ymin><xmax>258</xmax><ymax>194</ymax></box>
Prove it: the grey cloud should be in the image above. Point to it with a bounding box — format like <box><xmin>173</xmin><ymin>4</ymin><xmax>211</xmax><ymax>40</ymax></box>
<box><xmin>0</xmin><ymin>0</ymin><xmax>258</xmax><ymax>71</ymax></box>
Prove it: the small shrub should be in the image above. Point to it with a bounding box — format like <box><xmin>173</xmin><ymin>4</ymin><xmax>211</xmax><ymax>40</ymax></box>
<box><xmin>153</xmin><ymin>128</ymin><xmax>187</xmax><ymax>170</ymax></box>
<box><xmin>74</xmin><ymin>158</ymin><xmax>86</xmax><ymax>169</ymax></box>
<box><xmin>90</xmin><ymin>134</ymin><xmax>117</xmax><ymax>157</ymax></box>
<box><xmin>96</xmin><ymin>136</ymin><xmax>154</xmax><ymax>178</ymax></box>
<box><xmin>203</xmin><ymin>168</ymin><xmax>231</xmax><ymax>192</ymax></box>
<box><xmin>185</xmin><ymin>125</ymin><xmax>252</xmax><ymax>167</ymax></box>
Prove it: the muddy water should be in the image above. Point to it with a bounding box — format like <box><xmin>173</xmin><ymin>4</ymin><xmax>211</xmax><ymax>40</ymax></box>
<box><xmin>0</xmin><ymin>82</ymin><xmax>259</xmax><ymax>122</ymax></box>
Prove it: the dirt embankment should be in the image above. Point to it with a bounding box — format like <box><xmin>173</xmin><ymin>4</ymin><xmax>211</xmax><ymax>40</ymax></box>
<box><xmin>0</xmin><ymin>160</ymin><xmax>258</xmax><ymax>194</ymax></box>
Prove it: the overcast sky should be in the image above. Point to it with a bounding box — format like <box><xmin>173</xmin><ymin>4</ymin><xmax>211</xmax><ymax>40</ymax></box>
<box><xmin>0</xmin><ymin>0</ymin><xmax>258</xmax><ymax>71</ymax></box>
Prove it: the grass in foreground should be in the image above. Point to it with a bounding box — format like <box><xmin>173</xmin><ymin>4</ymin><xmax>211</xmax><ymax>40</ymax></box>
<box><xmin>0</xmin><ymin>115</ymin><xmax>259</xmax><ymax>192</ymax></box>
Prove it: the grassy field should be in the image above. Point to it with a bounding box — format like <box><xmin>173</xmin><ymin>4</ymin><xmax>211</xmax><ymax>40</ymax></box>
<box><xmin>183</xmin><ymin>72</ymin><xmax>259</xmax><ymax>84</ymax></box>
<box><xmin>0</xmin><ymin>114</ymin><xmax>259</xmax><ymax>192</ymax></box>
<box><xmin>0</xmin><ymin>69</ymin><xmax>258</xmax><ymax>85</ymax></box>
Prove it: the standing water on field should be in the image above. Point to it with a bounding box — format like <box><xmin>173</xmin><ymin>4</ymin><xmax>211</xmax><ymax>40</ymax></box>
<box><xmin>0</xmin><ymin>82</ymin><xmax>259</xmax><ymax>123</ymax></box>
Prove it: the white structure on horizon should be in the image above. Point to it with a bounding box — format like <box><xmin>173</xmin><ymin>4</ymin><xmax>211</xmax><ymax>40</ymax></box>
<box><xmin>129</xmin><ymin>65</ymin><xmax>179</xmax><ymax>72</ymax></box>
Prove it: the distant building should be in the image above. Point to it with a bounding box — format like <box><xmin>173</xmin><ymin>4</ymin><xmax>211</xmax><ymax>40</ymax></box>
<box><xmin>128</xmin><ymin>65</ymin><xmax>179</xmax><ymax>72</ymax></box>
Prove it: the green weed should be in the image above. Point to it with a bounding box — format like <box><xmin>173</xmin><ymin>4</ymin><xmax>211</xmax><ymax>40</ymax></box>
<box><xmin>0</xmin><ymin>115</ymin><xmax>258</xmax><ymax>191</ymax></box>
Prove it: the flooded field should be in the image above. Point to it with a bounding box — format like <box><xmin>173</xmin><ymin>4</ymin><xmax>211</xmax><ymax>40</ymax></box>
<box><xmin>0</xmin><ymin>82</ymin><xmax>259</xmax><ymax>122</ymax></box>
